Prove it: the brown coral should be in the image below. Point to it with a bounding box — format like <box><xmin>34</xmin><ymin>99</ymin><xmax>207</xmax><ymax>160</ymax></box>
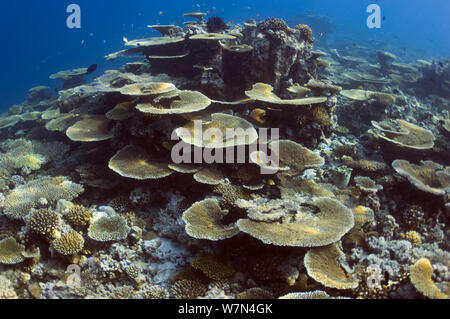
<box><xmin>392</xmin><ymin>160</ymin><xmax>450</xmax><ymax>195</ymax></box>
<box><xmin>304</xmin><ymin>243</ymin><xmax>359</xmax><ymax>289</ymax></box>
<box><xmin>410</xmin><ymin>258</ymin><xmax>448</xmax><ymax>299</ymax></box>
<box><xmin>65</xmin><ymin>205</ymin><xmax>92</xmax><ymax>227</ymax></box>
<box><xmin>27</xmin><ymin>209</ymin><xmax>60</xmax><ymax>238</ymax></box>
<box><xmin>52</xmin><ymin>231</ymin><xmax>84</xmax><ymax>255</ymax></box>
<box><xmin>182</xmin><ymin>198</ymin><xmax>239</xmax><ymax>241</ymax></box>
<box><xmin>237</xmin><ymin>197</ymin><xmax>354</xmax><ymax>247</ymax></box>
<box><xmin>191</xmin><ymin>253</ymin><xmax>234</xmax><ymax>281</ymax></box>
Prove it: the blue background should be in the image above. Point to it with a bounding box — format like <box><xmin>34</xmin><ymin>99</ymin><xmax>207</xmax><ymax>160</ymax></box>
<box><xmin>0</xmin><ymin>0</ymin><xmax>449</xmax><ymax>111</ymax></box>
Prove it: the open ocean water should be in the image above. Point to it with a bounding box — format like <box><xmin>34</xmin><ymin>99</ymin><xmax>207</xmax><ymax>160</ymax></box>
<box><xmin>0</xmin><ymin>0</ymin><xmax>449</xmax><ymax>110</ymax></box>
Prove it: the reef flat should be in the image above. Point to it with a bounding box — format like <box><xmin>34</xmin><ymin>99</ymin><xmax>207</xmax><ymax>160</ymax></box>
<box><xmin>0</xmin><ymin>15</ymin><xmax>449</xmax><ymax>300</ymax></box>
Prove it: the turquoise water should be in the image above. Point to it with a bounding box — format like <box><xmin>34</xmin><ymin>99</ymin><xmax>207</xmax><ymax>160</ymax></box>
<box><xmin>0</xmin><ymin>0</ymin><xmax>449</xmax><ymax>110</ymax></box>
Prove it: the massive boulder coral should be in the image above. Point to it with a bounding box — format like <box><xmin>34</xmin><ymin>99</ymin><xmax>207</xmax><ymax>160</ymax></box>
<box><xmin>245</xmin><ymin>18</ymin><xmax>317</xmax><ymax>93</ymax></box>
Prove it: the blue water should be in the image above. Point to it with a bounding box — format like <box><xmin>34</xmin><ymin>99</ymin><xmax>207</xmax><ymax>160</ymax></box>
<box><xmin>0</xmin><ymin>0</ymin><xmax>449</xmax><ymax>111</ymax></box>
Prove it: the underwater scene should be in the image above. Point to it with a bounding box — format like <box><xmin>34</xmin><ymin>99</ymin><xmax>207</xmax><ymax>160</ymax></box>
<box><xmin>0</xmin><ymin>0</ymin><xmax>449</xmax><ymax>301</ymax></box>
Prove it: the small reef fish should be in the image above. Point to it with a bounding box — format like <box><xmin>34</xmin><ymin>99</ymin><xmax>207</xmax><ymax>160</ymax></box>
<box><xmin>86</xmin><ymin>64</ymin><xmax>98</xmax><ymax>75</ymax></box>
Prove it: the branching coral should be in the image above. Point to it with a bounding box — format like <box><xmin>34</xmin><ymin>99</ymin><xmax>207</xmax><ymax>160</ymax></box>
<box><xmin>171</xmin><ymin>279</ymin><xmax>208</xmax><ymax>299</ymax></box>
<box><xmin>27</xmin><ymin>208</ymin><xmax>60</xmax><ymax>238</ymax></box>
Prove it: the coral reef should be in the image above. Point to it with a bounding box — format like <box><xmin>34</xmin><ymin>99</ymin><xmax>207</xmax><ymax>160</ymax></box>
<box><xmin>0</xmin><ymin>12</ymin><xmax>448</xmax><ymax>301</ymax></box>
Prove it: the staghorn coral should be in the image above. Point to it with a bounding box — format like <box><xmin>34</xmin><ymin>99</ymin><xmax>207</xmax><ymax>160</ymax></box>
<box><xmin>2</xmin><ymin>176</ymin><xmax>84</xmax><ymax>220</ymax></box>
<box><xmin>51</xmin><ymin>231</ymin><xmax>84</xmax><ymax>255</ymax></box>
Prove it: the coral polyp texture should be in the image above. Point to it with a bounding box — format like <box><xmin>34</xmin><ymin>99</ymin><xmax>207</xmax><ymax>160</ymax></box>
<box><xmin>0</xmin><ymin>10</ymin><xmax>448</xmax><ymax>300</ymax></box>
